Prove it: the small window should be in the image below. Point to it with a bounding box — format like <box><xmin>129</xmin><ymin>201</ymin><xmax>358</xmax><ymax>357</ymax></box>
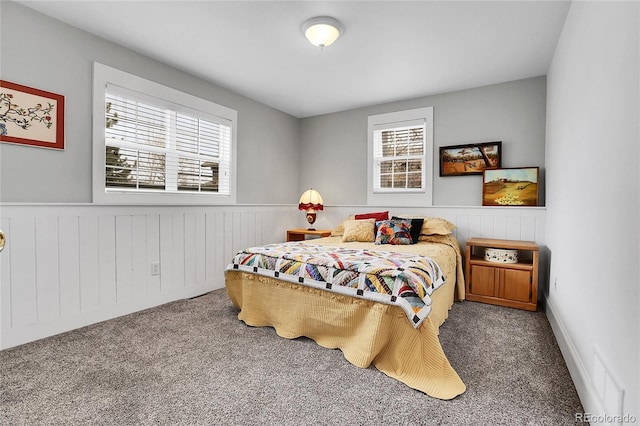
<box><xmin>373</xmin><ymin>122</ymin><xmax>425</xmax><ymax>192</ymax></box>
<box><xmin>93</xmin><ymin>63</ymin><xmax>237</xmax><ymax>204</ymax></box>
<box><xmin>367</xmin><ymin>107</ymin><xmax>433</xmax><ymax>206</ymax></box>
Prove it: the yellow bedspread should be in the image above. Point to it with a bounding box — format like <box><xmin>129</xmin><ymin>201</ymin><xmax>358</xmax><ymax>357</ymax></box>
<box><xmin>224</xmin><ymin>234</ymin><xmax>466</xmax><ymax>399</ymax></box>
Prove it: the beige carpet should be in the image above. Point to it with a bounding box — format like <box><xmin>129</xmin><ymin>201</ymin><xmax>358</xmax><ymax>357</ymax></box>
<box><xmin>0</xmin><ymin>288</ymin><xmax>585</xmax><ymax>425</ymax></box>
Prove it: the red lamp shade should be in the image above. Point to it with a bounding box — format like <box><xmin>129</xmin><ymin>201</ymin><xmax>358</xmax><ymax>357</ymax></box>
<box><xmin>298</xmin><ymin>189</ymin><xmax>324</xmax><ymax>229</ymax></box>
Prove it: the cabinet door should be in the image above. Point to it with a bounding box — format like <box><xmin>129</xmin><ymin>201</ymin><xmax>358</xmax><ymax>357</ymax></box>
<box><xmin>501</xmin><ymin>269</ymin><xmax>532</xmax><ymax>303</ymax></box>
<box><xmin>470</xmin><ymin>265</ymin><xmax>497</xmax><ymax>296</ymax></box>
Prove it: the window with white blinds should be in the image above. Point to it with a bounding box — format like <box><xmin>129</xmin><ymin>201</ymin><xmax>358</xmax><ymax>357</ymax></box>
<box><xmin>367</xmin><ymin>107</ymin><xmax>433</xmax><ymax>206</ymax></box>
<box><xmin>372</xmin><ymin>120</ymin><xmax>425</xmax><ymax>192</ymax></box>
<box><xmin>105</xmin><ymin>86</ymin><xmax>231</xmax><ymax>194</ymax></box>
<box><xmin>93</xmin><ymin>62</ymin><xmax>237</xmax><ymax>204</ymax></box>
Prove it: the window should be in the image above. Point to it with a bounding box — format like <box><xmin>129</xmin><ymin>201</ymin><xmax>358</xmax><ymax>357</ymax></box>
<box><xmin>373</xmin><ymin>123</ymin><xmax>425</xmax><ymax>191</ymax></box>
<box><xmin>367</xmin><ymin>107</ymin><xmax>433</xmax><ymax>206</ymax></box>
<box><xmin>92</xmin><ymin>62</ymin><xmax>237</xmax><ymax>204</ymax></box>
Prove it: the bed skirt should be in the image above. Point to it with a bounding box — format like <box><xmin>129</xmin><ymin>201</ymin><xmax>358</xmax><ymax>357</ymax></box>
<box><xmin>225</xmin><ymin>270</ymin><xmax>466</xmax><ymax>400</ymax></box>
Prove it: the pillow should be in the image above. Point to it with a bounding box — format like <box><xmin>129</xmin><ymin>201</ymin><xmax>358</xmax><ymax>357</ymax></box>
<box><xmin>391</xmin><ymin>216</ymin><xmax>424</xmax><ymax>244</ymax></box>
<box><xmin>330</xmin><ymin>215</ymin><xmax>355</xmax><ymax>236</ymax></box>
<box><xmin>374</xmin><ymin>219</ymin><xmax>413</xmax><ymax>245</ymax></box>
<box><xmin>420</xmin><ymin>217</ymin><xmax>456</xmax><ymax>236</ymax></box>
<box><xmin>342</xmin><ymin>219</ymin><xmax>376</xmax><ymax>242</ymax></box>
<box><xmin>354</xmin><ymin>211</ymin><xmax>389</xmax><ymax>221</ymax></box>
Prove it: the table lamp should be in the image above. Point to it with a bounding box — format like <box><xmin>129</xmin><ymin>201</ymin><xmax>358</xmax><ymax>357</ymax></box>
<box><xmin>298</xmin><ymin>188</ymin><xmax>324</xmax><ymax>230</ymax></box>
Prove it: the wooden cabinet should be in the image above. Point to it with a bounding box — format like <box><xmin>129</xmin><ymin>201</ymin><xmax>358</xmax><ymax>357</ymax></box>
<box><xmin>286</xmin><ymin>228</ymin><xmax>332</xmax><ymax>242</ymax></box>
<box><xmin>465</xmin><ymin>238</ymin><xmax>538</xmax><ymax>311</ymax></box>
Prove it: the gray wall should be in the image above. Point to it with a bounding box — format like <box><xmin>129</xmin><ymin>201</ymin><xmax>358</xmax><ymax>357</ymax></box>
<box><xmin>1</xmin><ymin>3</ymin><xmax>546</xmax><ymax>208</ymax></box>
<box><xmin>545</xmin><ymin>1</ymin><xmax>639</xmax><ymax>418</ymax></box>
<box><xmin>0</xmin><ymin>1</ymin><xmax>300</xmax><ymax>204</ymax></box>
<box><xmin>299</xmin><ymin>76</ymin><xmax>547</xmax><ymax>206</ymax></box>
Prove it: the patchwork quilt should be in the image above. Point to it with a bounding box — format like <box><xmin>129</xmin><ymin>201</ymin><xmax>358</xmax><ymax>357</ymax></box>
<box><xmin>226</xmin><ymin>242</ymin><xmax>446</xmax><ymax>328</ymax></box>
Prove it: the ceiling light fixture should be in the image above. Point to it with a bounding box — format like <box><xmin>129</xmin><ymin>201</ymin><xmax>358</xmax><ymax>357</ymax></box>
<box><xmin>302</xmin><ymin>16</ymin><xmax>343</xmax><ymax>49</ymax></box>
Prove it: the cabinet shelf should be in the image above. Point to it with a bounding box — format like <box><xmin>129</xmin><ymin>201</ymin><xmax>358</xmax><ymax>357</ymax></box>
<box><xmin>465</xmin><ymin>238</ymin><xmax>539</xmax><ymax>311</ymax></box>
<box><xmin>468</xmin><ymin>257</ymin><xmax>534</xmax><ymax>271</ymax></box>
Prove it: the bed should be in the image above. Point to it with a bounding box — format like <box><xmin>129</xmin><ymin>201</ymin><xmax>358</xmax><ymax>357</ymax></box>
<box><xmin>224</xmin><ymin>214</ymin><xmax>466</xmax><ymax>399</ymax></box>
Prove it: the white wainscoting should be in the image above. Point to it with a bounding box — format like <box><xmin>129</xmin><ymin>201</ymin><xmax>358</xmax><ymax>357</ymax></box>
<box><xmin>0</xmin><ymin>204</ymin><xmax>545</xmax><ymax>350</ymax></box>
<box><xmin>0</xmin><ymin>204</ymin><xmax>297</xmax><ymax>350</ymax></box>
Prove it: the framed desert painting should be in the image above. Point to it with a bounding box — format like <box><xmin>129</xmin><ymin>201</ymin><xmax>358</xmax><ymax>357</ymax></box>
<box><xmin>482</xmin><ymin>167</ymin><xmax>539</xmax><ymax>206</ymax></box>
<box><xmin>0</xmin><ymin>80</ymin><xmax>65</xmax><ymax>150</ymax></box>
<box><xmin>439</xmin><ymin>141</ymin><xmax>501</xmax><ymax>176</ymax></box>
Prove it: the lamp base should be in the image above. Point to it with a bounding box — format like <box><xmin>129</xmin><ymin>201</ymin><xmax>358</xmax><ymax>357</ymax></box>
<box><xmin>307</xmin><ymin>227</ymin><xmax>316</xmax><ymax>231</ymax></box>
<box><xmin>305</xmin><ymin>212</ymin><xmax>317</xmax><ymax>229</ymax></box>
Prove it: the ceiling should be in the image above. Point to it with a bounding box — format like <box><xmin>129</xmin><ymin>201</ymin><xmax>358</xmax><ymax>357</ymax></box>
<box><xmin>18</xmin><ymin>1</ymin><xmax>571</xmax><ymax>118</ymax></box>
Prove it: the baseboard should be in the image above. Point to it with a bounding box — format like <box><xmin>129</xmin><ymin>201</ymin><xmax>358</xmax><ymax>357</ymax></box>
<box><xmin>545</xmin><ymin>295</ymin><xmax>605</xmax><ymax>420</ymax></box>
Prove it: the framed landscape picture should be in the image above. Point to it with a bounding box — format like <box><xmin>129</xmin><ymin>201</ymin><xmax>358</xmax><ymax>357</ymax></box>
<box><xmin>0</xmin><ymin>80</ymin><xmax>65</xmax><ymax>150</ymax></box>
<box><xmin>482</xmin><ymin>167</ymin><xmax>539</xmax><ymax>206</ymax></box>
<box><xmin>439</xmin><ymin>141</ymin><xmax>501</xmax><ymax>176</ymax></box>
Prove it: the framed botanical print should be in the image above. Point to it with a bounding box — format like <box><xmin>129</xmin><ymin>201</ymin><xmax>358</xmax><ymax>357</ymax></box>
<box><xmin>0</xmin><ymin>80</ymin><xmax>65</xmax><ymax>150</ymax></box>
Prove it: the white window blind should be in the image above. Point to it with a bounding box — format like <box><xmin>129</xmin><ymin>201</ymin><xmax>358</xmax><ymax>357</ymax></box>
<box><xmin>104</xmin><ymin>85</ymin><xmax>231</xmax><ymax>195</ymax></box>
<box><xmin>367</xmin><ymin>107</ymin><xmax>433</xmax><ymax>207</ymax></box>
<box><xmin>372</xmin><ymin>119</ymin><xmax>426</xmax><ymax>192</ymax></box>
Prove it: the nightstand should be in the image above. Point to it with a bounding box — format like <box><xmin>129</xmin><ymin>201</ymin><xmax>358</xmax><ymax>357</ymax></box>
<box><xmin>465</xmin><ymin>237</ymin><xmax>539</xmax><ymax>311</ymax></box>
<box><xmin>286</xmin><ymin>228</ymin><xmax>332</xmax><ymax>242</ymax></box>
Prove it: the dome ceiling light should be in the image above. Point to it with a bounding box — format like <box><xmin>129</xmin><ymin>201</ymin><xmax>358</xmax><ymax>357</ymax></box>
<box><xmin>301</xmin><ymin>16</ymin><xmax>343</xmax><ymax>49</ymax></box>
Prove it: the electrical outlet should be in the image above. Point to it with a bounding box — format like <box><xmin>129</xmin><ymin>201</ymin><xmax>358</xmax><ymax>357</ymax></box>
<box><xmin>151</xmin><ymin>261</ymin><xmax>160</xmax><ymax>276</ymax></box>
